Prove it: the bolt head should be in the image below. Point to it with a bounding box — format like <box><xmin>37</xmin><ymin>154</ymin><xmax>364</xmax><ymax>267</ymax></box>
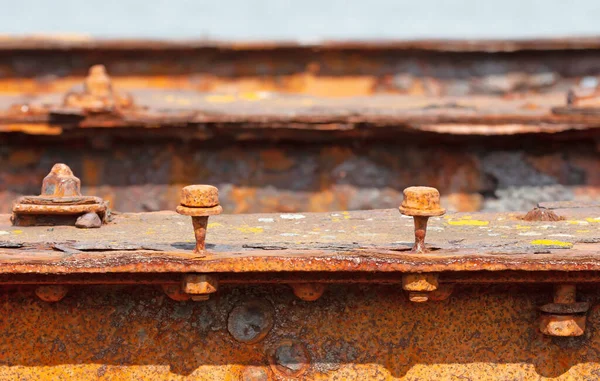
<box><xmin>402</xmin><ymin>273</ymin><xmax>439</xmax><ymax>292</ymax></box>
<box><xmin>180</xmin><ymin>185</ymin><xmax>220</xmax><ymax>208</ymax></box>
<box><xmin>41</xmin><ymin>164</ymin><xmax>81</xmax><ymax>197</ymax></box>
<box><xmin>399</xmin><ymin>186</ymin><xmax>445</xmax><ymax>217</ymax></box>
<box><xmin>540</xmin><ymin>314</ymin><xmax>586</xmax><ymax>337</ymax></box>
<box><xmin>290</xmin><ymin>283</ymin><xmax>326</xmax><ymax>301</ymax></box>
<box><xmin>35</xmin><ymin>285</ymin><xmax>69</xmax><ymax>302</ymax></box>
<box><xmin>182</xmin><ymin>274</ymin><xmax>218</xmax><ymax>295</ymax></box>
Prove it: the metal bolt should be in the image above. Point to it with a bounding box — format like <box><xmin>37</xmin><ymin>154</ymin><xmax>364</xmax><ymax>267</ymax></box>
<box><xmin>35</xmin><ymin>285</ymin><xmax>69</xmax><ymax>302</ymax></box>
<box><xmin>176</xmin><ymin>185</ymin><xmax>222</xmax><ymax>253</ymax></box>
<box><xmin>399</xmin><ymin>186</ymin><xmax>445</xmax><ymax>253</ymax></box>
<box><xmin>539</xmin><ymin>284</ymin><xmax>590</xmax><ymax>337</ymax></box>
<box><xmin>228</xmin><ymin>299</ymin><xmax>275</xmax><ymax>344</ymax></box>
<box><xmin>41</xmin><ymin>163</ymin><xmax>81</xmax><ymax>197</ymax></box>
<box><xmin>289</xmin><ymin>283</ymin><xmax>326</xmax><ymax>302</ymax></box>
<box><xmin>268</xmin><ymin>340</ymin><xmax>310</xmax><ymax>378</ymax></box>
<box><xmin>402</xmin><ymin>273</ymin><xmax>439</xmax><ymax>303</ymax></box>
<box><xmin>63</xmin><ymin>64</ymin><xmax>134</xmax><ymax>112</ymax></box>
<box><xmin>182</xmin><ymin>274</ymin><xmax>218</xmax><ymax>301</ymax></box>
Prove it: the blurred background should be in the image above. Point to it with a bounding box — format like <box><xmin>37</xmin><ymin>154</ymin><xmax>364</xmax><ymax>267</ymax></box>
<box><xmin>1</xmin><ymin>0</ymin><xmax>600</xmax><ymax>215</ymax></box>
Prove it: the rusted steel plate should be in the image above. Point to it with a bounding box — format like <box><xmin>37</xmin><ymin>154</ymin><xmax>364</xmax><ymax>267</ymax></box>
<box><xmin>2</xmin><ymin>90</ymin><xmax>600</xmax><ymax>137</ymax></box>
<box><xmin>1</xmin><ymin>283</ymin><xmax>600</xmax><ymax>379</ymax></box>
<box><xmin>1</xmin><ymin>207</ymin><xmax>600</xmax><ymax>275</ymax></box>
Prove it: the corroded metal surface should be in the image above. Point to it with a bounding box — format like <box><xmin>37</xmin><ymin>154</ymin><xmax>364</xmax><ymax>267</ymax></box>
<box><xmin>1</xmin><ymin>206</ymin><xmax>600</xmax><ymax>275</ymax></box>
<box><xmin>2</xmin><ymin>284</ymin><xmax>600</xmax><ymax>379</ymax></box>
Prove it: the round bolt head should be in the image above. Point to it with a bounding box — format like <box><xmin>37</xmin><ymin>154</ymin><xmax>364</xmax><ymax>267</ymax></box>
<box><xmin>35</xmin><ymin>285</ymin><xmax>69</xmax><ymax>302</ymax></box>
<box><xmin>228</xmin><ymin>299</ymin><xmax>275</xmax><ymax>344</ymax></box>
<box><xmin>180</xmin><ymin>185</ymin><xmax>220</xmax><ymax>208</ymax></box>
<box><xmin>399</xmin><ymin>186</ymin><xmax>445</xmax><ymax>217</ymax></box>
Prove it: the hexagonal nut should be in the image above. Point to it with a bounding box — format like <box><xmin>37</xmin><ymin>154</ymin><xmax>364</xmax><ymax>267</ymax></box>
<box><xmin>41</xmin><ymin>164</ymin><xmax>81</xmax><ymax>197</ymax></box>
<box><xmin>539</xmin><ymin>314</ymin><xmax>586</xmax><ymax>337</ymax></box>
<box><xmin>182</xmin><ymin>274</ymin><xmax>218</xmax><ymax>296</ymax></box>
<box><xmin>180</xmin><ymin>185</ymin><xmax>219</xmax><ymax>208</ymax></box>
<box><xmin>402</xmin><ymin>273</ymin><xmax>439</xmax><ymax>292</ymax></box>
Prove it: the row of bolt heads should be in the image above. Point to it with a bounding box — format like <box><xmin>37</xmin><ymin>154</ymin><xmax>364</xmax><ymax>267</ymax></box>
<box><xmin>10</xmin><ymin>165</ymin><xmax>586</xmax><ymax>339</ymax></box>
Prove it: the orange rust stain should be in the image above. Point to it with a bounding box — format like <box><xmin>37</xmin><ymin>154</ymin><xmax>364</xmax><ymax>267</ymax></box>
<box><xmin>446</xmin><ymin>192</ymin><xmax>483</xmax><ymax>213</ymax></box>
<box><xmin>260</xmin><ymin>150</ymin><xmax>295</xmax><ymax>171</ymax></box>
<box><xmin>229</xmin><ymin>187</ymin><xmax>257</xmax><ymax>214</ymax></box>
<box><xmin>0</xmin><ymin>124</ymin><xmax>62</xmax><ymax>135</ymax></box>
<box><xmin>309</xmin><ymin>190</ymin><xmax>336</xmax><ymax>213</ymax></box>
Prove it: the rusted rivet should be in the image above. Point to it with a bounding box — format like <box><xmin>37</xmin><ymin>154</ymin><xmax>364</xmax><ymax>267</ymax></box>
<box><xmin>403</xmin><ymin>273</ymin><xmax>439</xmax><ymax>303</ymax></box>
<box><xmin>399</xmin><ymin>186</ymin><xmax>445</xmax><ymax>253</ymax></box>
<box><xmin>523</xmin><ymin>206</ymin><xmax>564</xmax><ymax>222</ymax></box>
<box><xmin>35</xmin><ymin>285</ymin><xmax>69</xmax><ymax>302</ymax></box>
<box><xmin>228</xmin><ymin>299</ymin><xmax>275</xmax><ymax>344</ymax></box>
<box><xmin>162</xmin><ymin>284</ymin><xmax>191</xmax><ymax>301</ymax></box>
<box><xmin>182</xmin><ymin>274</ymin><xmax>218</xmax><ymax>301</ymax></box>
<box><xmin>241</xmin><ymin>366</ymin><xmax>270</xmax><ymax>381</ymax></box>
<box><xmin>289</xmin><ymin>283</ymin><xmax>326</xmax><ymax>301</ymax></box>
<box><xmin>539</xmin><ymin>284</ymin><xmax>589</xmax><ymax>337</ymax></box>
<box><xmin>268</xmin><ymin>340</ymin><xmax>310</xmax><ymax>378</ymax></box>
<box><xmin>176</xmin><ymin>185</ymin><xmax>222</xmax><ymax>253</ymax></box>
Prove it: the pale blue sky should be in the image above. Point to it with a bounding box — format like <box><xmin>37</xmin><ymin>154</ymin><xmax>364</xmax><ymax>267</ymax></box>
<box><xmin>1</xmin><ymin>0</ymin><xmax>599</xmax><ymax>40</ymax></box>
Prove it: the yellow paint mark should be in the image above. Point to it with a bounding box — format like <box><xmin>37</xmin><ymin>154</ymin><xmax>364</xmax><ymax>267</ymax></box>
<box><xmin>577</xmin><ymin>230</ymin><xmax>590</xmax><ymax>233</ymax></box>
<box><xmin>236</xmin><ymin>226</ymin><xmax>264</xmax><ymax>234</ymax></box>
<box><xmin>176</xmin><ymin>98</ymin><xmax>191</xmax><ymax>106</ymax></box>
<box><xmin>205</xmin><ymin>95</ymin><xmax>236</xmax><ymax>103</ymax></box>
<box><xmin>331</xmin><ymin>218</ymin><xmax>341</xmax><ymax>222</ymax></box>
<box><xmin>516</xmin><ymin>225</ymin><xmax>532</xmax><ymax>230</ymax></box>
<box><xmin>165</xmin><ymin>94</ymin><xmax>175</xmax><ymax>102</ymax></box>
<box><xmin>239</xmin><ymin>92</ymin><xmax>262</xmax><ymax>101</ymax></box>
<box><xmin>207</xmin><ymin>223</ymin><xmax>222</xmax><ymax>228</ymax></box>
<box><xmin>447</xmin><ymin>220</ymin><xmax>489</xmax><ymax>226</ymax></box>
<box><xmin>531</xmin><ymin>239</ymin><xmax>573</xmax><ymax>248</ymax></box>
<box><xmin>585</xmin><ymin>217</ymin><xmax>600</xmax><ymax>223</ymax></box>
<box><xmin>12</xmin><ymin>230</ymin><xmax>22</xmax><ymax>234</ymax></box>
<box><xmin>567</xmin><ymin>220</ymin><xmax>588</xmax><ymax>225</ymax></box>
<box><xmin>342</xmin><ymin>211</ymin><xmax>350</xmax><ymax>220</ymax></box>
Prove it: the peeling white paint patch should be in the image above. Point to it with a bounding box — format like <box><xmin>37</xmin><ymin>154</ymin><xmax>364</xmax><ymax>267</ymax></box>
<box><xmin>538</xmin><ymin>225</ymin><xmax>556</xmax><ymax>230</ymax></box>
<box><xmin>519</xmin><ymin>231</ymin><xmax>542</xmax><ymax>236</ymax></box>
<box><xmin>280</xmin><ymin>214</ymin><xmax>306</xmax><ymax>220</ymax></box>
<box><xmin>0</xmin><ymin>231</ymin><xmax>8</xmax><ymax>235</ymax></box>
<box><xmin>549</xmin><ymin>233</ymin><xmax>575</xmax><ymax>237</ymax></box>
<box><xmin>488</xmin><ymin>233</ymin><xmax>501</xmax><ymax>236</ymax></box>
<box><xmin>400</xmin><ymin>215</ymin><xmax>412</xmax><ymax>219</ymax></box>
<box><xmin>258</xmin><ymin>218</ymin><xmax>275</xmax><ymax>223</ymax></box>
<box><xmin>321</xmin><ymin>235</ymin><xmax>337</xmax><ymax>239</ymax></box>
<box><xmin>330</xmin><ymin>213</ymin><xmax>341</xmax><ymax>217</ymax></box>
<box><xmin>280</xmin><ymin>233</ymin><xmax>299</xmax><ymax>237</ymax></box>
